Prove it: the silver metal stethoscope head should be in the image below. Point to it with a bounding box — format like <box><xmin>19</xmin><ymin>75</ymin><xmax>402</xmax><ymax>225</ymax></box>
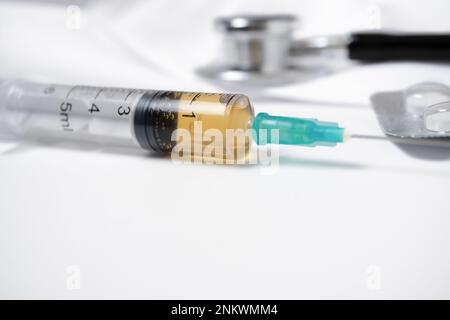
<box><xmin>197</xmin><ymin>14</ymin><xmax>450</xmax><ymax>87</ymax></box>
<box><xmin>196</xmin><ymin>14</ymin><xmax>349</xmax><ymax>87</ymax></box>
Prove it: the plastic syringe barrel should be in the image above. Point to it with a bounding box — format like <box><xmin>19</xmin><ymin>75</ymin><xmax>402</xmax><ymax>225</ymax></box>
<box><xmin>252</xmin><ymin>112</ymin><xmax>346</xmax><ymax>147</ymax></box>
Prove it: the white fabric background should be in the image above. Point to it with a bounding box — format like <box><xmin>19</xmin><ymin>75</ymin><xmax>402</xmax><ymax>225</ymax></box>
<box><xmin>1</xmin><ymin>0</ymin><xmax>450</xmax><ymax>299</ymax></box>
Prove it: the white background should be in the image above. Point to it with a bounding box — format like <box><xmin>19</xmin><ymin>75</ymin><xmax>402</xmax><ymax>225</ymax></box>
<box><xmin>1</xmin><ymin>0</ymin><xmax>450</xmax><ymax>299</ymax></box>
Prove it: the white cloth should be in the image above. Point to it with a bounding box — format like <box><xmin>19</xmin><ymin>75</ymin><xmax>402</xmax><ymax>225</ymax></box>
<box><xmin>1</xmin><ymin>0</ymin><xmax>450</xmax><ymax>299</ymax></box>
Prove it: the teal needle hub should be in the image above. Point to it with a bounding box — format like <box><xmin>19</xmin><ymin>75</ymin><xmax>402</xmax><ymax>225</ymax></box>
<box><xmin>252</xmin><ymin>112</ymin><xmax>348</xmax><ymax>147</ymax></box>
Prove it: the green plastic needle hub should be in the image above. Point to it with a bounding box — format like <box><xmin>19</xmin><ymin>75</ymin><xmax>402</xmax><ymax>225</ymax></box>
<box><xmin>252</xmin><ymin>112</ymin><xmax>347</xmax><ymax>147</ymax></box>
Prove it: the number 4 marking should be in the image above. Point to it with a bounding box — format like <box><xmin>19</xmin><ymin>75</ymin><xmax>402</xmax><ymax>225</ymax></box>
<box><xmin>88</xmin><ymin>103</ymin><xmax>100</xmax><ymax>114</ymax></box>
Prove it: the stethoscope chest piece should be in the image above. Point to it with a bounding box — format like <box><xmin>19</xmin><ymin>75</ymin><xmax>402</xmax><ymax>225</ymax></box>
<box><xmin>197</xmin><ymin>14</ymin><xmax>327</xmax><ymax>86</ymax></box>
<box><xmin>198</xmin><ymin>14</ymin><xmax>450</xmax><ymax>87</ymax></box>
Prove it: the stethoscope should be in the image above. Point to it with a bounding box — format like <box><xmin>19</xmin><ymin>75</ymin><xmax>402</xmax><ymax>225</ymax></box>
<box><xmin>197</xmin><ymin>14</ymin><xmax>450</xmax><ymax>86</ymax></box>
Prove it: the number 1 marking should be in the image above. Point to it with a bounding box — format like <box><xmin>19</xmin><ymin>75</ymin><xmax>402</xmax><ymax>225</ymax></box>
<box><xmin>182</xmin><ymin>112</ymin><xmax>196</xmax><ymax>118</ymax></box>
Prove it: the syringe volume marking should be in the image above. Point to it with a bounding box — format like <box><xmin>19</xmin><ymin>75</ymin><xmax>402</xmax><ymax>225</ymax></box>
<box><xmin>59</xmin><ymin>102</ymin><xmax>73</xmax><ymax>132</ymax></box>
<box><xmin>182</xmin><ymin>112</ymin><xmax>196</xmax><ymax>118</ymax></box>
<box><xmin>117</xmin><ymin>106</ymin><xmax>131</xmax><ymax>116</ymax></box>
<box><xmin>123</xmin><ymin>89</ymin><xmax>136</xmax><ymax>102</ymax></box>
<box><xmin>220</xmin><ymin>94</ymin><xmax>236</xmax><ymax>105</ymax></box>
<box><xmin>190</xmin><ymin>92</ymin><xmax>201</xmax><ymax>104</ymax></box>
<box><xmin>64</xmin><ymin>86</ymin><xmax>77</xmax><ymax>99</ymax></box>
<box><xmin>94</xmin><ymin>88</ymin><xmax>104</xmax><ymax>99</ymax></box>
<box><xmin>43</xmin><ymin>87</ymin><xmax>55</xmax><ymax>95</ymax></box>
<box><xmin>88</xmin><ymin>103</ymin><xmax>100</xmax><ymax>114</ymax></box>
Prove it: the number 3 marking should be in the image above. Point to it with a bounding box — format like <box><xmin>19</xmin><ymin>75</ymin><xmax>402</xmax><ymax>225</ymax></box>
<box><xmin>118</xmin><ymin>106</ymin><xmax>131</xmax><ymax>116</ymax></box>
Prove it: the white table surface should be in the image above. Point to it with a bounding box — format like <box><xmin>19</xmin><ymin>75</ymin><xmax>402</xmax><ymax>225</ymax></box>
<box><xmin>1</xmin><ymin>0</ymin><xmax>450</xmax><ymax>299</ymax></box>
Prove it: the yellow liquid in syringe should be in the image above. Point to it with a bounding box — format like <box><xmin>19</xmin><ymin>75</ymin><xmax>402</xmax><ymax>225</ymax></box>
<box><xmin>173</xmin><ymin>92</ymin><xmax>255</xmax><ymax>162</ymax></box>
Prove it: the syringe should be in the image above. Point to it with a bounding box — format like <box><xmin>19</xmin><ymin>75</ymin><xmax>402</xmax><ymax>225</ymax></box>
<box><xmin>0</xmin><ymin>79</ymin><xmax>348</xmax><ymax>162</ymax></box>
